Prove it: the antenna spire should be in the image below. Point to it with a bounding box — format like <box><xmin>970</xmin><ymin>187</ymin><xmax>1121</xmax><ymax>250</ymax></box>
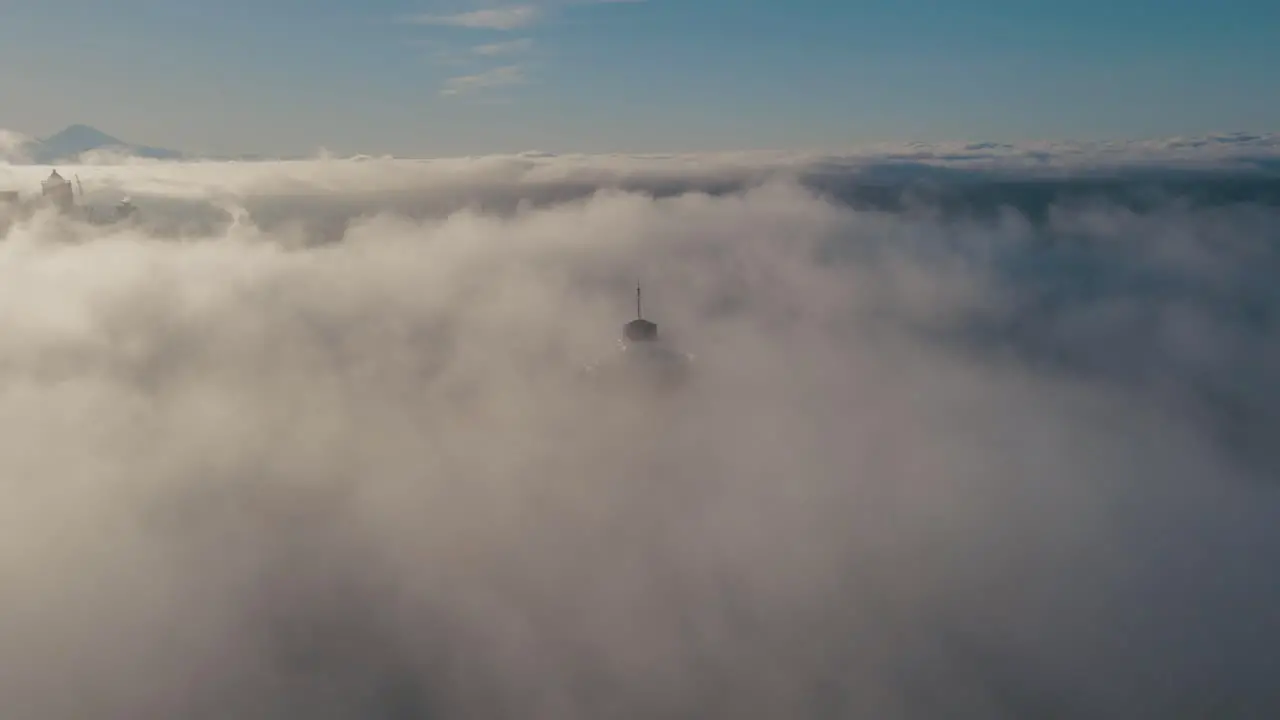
<box><xmin>623</xmin><ymin>282</ymin><xmax>658</xmax><ymax>342</ymax></box>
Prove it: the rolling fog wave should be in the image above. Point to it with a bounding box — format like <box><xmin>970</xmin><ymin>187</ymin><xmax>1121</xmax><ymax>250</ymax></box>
<box><xmin>0</xmin><ymin>153</ymin><xmax>1277</xmax><ymax>718</ymax></box>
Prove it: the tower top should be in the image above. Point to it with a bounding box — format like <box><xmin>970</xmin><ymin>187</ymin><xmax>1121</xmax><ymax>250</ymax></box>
<box><xmin>623</xmin><ymin>283</ymin><xmax>657</xmax><ymax>342</ymax></box>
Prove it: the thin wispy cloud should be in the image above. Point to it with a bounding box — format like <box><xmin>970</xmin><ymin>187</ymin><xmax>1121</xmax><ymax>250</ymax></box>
<box><xmin>402</xmin><ymin>0</ymin><xmax>643</xmax><ymax>32</ymax></box>
<box><xmin>406</xmin><ymin>1</ymin><xmax>640</xmax><ymax>99</ymax></box>
<box><xmin>405</xmin><ymin>5</ymin><xmax>541</xmax><ymax>31</ymax></box>
<box><xmin>441</xmin><ymin>64</ymin><xmax>526</xmax><ymax>95</ymax></box>
<box><xmin>473</xmin><ymin>38</ymin><xmax>534</xmax><ymax>56</ymax></box>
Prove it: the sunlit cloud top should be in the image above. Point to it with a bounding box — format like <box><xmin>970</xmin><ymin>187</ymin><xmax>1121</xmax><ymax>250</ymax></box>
<box><xmin>0</xmin><ymin>140</ymin><xmax>1278</xmax><ymax>719</ymax></box>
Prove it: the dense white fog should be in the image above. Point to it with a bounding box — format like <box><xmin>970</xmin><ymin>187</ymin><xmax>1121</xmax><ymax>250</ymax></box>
<box><xmin>0</xmin><ymin>146</ymin><xmax>1278</xmax><ymax>718</ymax></box>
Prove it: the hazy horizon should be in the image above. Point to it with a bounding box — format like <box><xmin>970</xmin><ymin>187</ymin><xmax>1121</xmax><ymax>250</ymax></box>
<box><xmin>4</xmin><ymin>123</ymin><xmax>1280</xmax><ymax>171</ymax></box>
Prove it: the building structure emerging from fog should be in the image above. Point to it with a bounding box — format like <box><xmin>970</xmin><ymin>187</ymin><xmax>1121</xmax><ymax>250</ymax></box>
<box><xmin>10</xmin><ymin>169</ymin><xmax>140</xmax><ymax>223</ymax></box>
<box><xmin>41</xmin><ymin>169</ymin><xmax>75</xmax><ymax>212</ymax></box>
<box><xmin>115</xmin><ymin>196</ymin><xmax>136</xmax><ymax>221</ymax></box>
<box><xmin>577</xmin><ymin>284</ymin><xmax>693</xmax><ymax>391</ymax></box>
<box><xmin>624</xmin><ymin>285</ymin><xmax>659</xmax><ymax>343</ymax></box>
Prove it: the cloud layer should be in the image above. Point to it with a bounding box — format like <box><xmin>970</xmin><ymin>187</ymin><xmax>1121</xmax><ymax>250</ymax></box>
<box><xmin>0</xmin><ymin>145</ymin><xmax>1278</xmax><ymax>718</ymax></box>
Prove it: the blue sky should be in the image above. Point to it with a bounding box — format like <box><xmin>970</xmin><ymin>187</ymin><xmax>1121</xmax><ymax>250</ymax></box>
<box><xmin>1</xmin><ymin>0</ymin><xmax>1277</xmax><ymax>157</ymax></box>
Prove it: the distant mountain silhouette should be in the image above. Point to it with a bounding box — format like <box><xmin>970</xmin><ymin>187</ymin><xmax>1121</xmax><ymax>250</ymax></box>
<box><xmin>19</xmin><ymin>124</ymin><xmax>183</xmax><ymax>163</ymax></box>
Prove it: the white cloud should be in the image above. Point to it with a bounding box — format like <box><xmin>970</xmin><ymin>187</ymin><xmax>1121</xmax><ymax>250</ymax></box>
<box><xmin>0</xmin><ymin>147</ymin><xmax>1277</xmax><ymax>717</ymax></box>
<box><xmin>0</xmin><ymin>130</ymin><xmax>34</xmax><ymax>164</ymax></box>
<box><xmin>405</xmin><ymin>5</ymin><xmax>541</xmax><ymax>30</ymax></box>
<box><xmin>441</xmin><ymin>64</ymin><xmax>526</xmax><ymax>95</ymax></box>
